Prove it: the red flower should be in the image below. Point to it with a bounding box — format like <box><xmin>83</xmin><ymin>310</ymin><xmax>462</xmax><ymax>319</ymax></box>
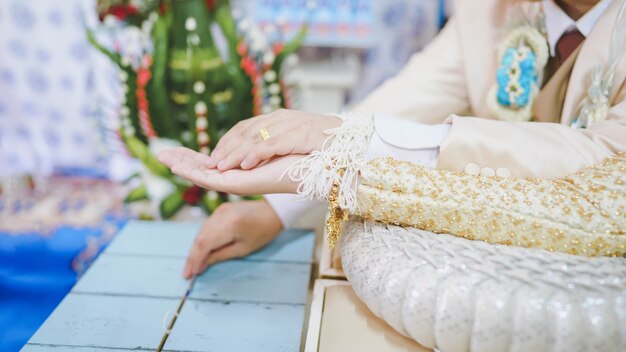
<box><xmin>272</xmin><ymin>43</ymin><xmax>284</xmax><ymax>54</ymax></box>
<box><xmin>237</xmin><ymin>42</ymin><xmax>248</xmax><ymax>56</ymax></box>
<box><xmin>205</xmin><ymin>0</ymin><xmax>216</xmax><ymax>11</ymax></box>
<box><xmin>104</xmin><ymin>5</ymin><xmax>139</xmax><ymax>21</ymax></box>
<box><xmin>159</xmin><ymin>2</ymin><xmax>168</xmax><ymax>14</ymax></box>
<box><xmin>137</xmin><ymin>68</ymin><xmax>151</xmax><ymax>86</ymax></box>
<box><xmin>182</xmin><ymin>185</ymin><xmax>205</xmax><ymax>205</ymax></box>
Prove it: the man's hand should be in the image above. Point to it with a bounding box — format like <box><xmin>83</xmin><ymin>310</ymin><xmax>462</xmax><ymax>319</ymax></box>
<box><xmin>183</xmin><ymin>199</ymin><xmax>283</xmax><ymax>279</ymax></box>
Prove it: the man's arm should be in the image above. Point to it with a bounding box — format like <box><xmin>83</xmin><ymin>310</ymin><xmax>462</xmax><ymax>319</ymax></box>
<box><xmin>263</xmin><ymin>194</ymin><xmax>320</xmax><ymax>229</ymax></box>
<box><xmin>437</xmin><ymin>98</ymin><xmax>626</xmax><ymax>178</ymax></box>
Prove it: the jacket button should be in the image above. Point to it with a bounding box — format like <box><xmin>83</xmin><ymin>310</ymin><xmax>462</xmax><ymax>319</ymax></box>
<box><xmin>496</xmin><ymin>168</ymin><xmax>512</xmax><ymax>177</ymax></box>
<box><xmin>464</xmin><ymin>163</ymin><xmax>481</xmax><ymax>175</ymax></box>
<box><xmin>480</xmin><ymin>167</ymin><xmax>495</xmax><ymax>177</ymax></box>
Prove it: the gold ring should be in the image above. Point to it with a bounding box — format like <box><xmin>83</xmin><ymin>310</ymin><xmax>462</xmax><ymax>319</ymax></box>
<box><xmin>259</xmin><ymin>128</ymin><xmax>271</xmax><ymax>141</ymax></box>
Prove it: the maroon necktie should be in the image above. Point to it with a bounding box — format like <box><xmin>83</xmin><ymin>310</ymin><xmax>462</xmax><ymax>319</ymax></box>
<box><xmin>555</xmin><ymin>29</ymin><xmax>585</xmax><ymax>67</ymax></box>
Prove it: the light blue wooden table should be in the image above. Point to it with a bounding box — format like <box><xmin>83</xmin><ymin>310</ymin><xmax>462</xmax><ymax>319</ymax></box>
<box><xmin>22</xmin><ymin>221</ymin><xmax>315</xmax><ymax>351</ymax></box>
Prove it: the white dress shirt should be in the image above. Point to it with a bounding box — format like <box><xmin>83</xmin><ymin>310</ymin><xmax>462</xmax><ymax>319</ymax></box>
<box><xmin>266</xmin><ymin>0</ymin><xmax>610</xmax><ymax>228</ymax></box>
<box><xmin>543</xmin><ymin>0</ymin><xmax>610</xmax><ymax>56</ymax></box>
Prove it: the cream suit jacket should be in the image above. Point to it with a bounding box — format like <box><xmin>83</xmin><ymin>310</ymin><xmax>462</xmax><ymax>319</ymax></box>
<box><xmin>352</xmin><ymin>0</ymin><xmax>626</xmax><ymax>178</ymax></box>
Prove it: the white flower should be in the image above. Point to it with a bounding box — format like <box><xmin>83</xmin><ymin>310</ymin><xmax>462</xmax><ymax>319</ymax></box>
<box><xmin>268</xmin><ymin>83</ymin><xmax>281</xmax><ymax>95</ymax></box>
<box><xmin>185</xmin><ymin>18</ymin><xmax>197</xmax><ymax>31</ymax></box>
<box><xmin>197</xmin><ymin>132</ymin><xmax>210</xmax><ymax>145</ymax></box>
<box><xmin>104</xmin><ymin>15</ymin><xmax>118</xmax><ymax>28</ymax></box>
<box><xmin>193</xmin><ymin>81</ymin><xmax>206</xmax><ymax>94</ymax></box>
<box><xmin>269</xmin><ymin>95</ymin><xmax>281</xmax><ymax>106</ymax></box>
<box><xmin>238</xmin><ymin>20</ymin><xmax>250</xmax><ymax>32</ymax></box>
<box><xmin>118</xmin><ymin>70</ymin><xmax>129</xmax><ymax>81</ymax></box>
<box><xmin>196</xmin><ymin>117</ymin><xmax>208</xmax><ymax>130</ymax></box>
<box><xmin>118</xmin><ymin>26</ymin><xmax>151</xmax><ymax>68</ymax></box>
<box><xmin>139</xmin><ymin>165</ymin><xmax>175</xmax><ymax>205</ymax></box>
<box><xmin>189</xmin><ymin>34</ymin><xmax>200</xmax><ymax>46</ymax></box>
<box><xmin>505</xmin><ymin>81</ymin><xmax>522</xmax><ymax>101</ymax></box>
<box><xmin>515</xmin><ymin>45</ymin><xmax>531</xmax><ymax>60</ymax></box>
<box><xmin>263</xmin><ymin>52</ymin><xmax>275</xmax><ymax>65</ymax></box>
<box><xmin>508</xmin><ymin>64</ymin><xmax>521</xmax><ymax>80</ymax></box>
<box><xmin>263</xmin><ymin>70</ymin><xmax>277</xmax><ymax>82</ymax></box>
<box><xmin>195</xmin><ymin>101</ymin><xmax>207</xmax><ymax>114</ymax></box>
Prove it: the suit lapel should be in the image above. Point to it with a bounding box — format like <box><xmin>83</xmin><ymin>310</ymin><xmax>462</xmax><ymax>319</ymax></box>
<box><xmin>533</xmin><ymin>44</ymin><xmax>583</xmax><ymax>123</ymax></box>
<box><xmin>560</xmin><ymin>0</ymin><xmax>626</xmax><ymax>125</ymax></box>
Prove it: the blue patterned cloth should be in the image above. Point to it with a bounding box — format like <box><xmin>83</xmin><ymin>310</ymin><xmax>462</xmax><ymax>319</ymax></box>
<box><xmin>0</xmin><ymin>2</ymin><xmax>127</xmax><ymax>348</ymax></box>
<box><xmin>0</xmin><ymin>216</ymin><xmax>127</xmax><ymax>351</ymax></box>
<box><xmin>0</xmin><ymin>0</ymin><xmax>109</xmax><ymax>178</ymax></box>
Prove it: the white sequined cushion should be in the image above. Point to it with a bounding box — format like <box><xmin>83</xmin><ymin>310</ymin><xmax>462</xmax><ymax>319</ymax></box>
<box><xmin>340</xmin><ymin>219</ymin><xmax>626</xmax><ymax>352</ymax></box>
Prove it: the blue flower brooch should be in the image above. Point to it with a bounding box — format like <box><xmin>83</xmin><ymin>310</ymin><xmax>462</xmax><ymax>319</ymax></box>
<box><xmin>488</xmin><ymin>26</ymin><xmax>549</xmax><ymax>122</ymax></box>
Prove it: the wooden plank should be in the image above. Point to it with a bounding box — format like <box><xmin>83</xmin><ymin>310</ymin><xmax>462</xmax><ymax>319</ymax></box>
<box><xmin>105</xmin><ymin>221</ymin><xmax>315</xmax><ymax>264</ymax></box>
<box><xmin>27</xmin><ymin>294</ymin><xmax>178</xmax><ymax>350</ymax></box>
<box><xmin>104</xmin><ymin>221</ymin><xmax>199</xmax><ymax>257</ymax></box>
<box><xmin>164</xmin><ymin>299</ymin><xmax>305</xmax><ymax>352</ymax></box>
<box><xmin>25</xmin><ymin>221</ymin><xmax>316</xmax><ymax>351</ymax></box>
<box><xmin>246</xmin><ymin>229</ymin><xmax>316</xmax><ymax>263</ymax></box>
<box><xmin>22</xmin><ymin>345</ymin><xmax>142</xmax><ymax>351</ymax></box>
<box><xmin>72</xmin><ymin>255</ymin><xmax>311</xmax><ymax>305</ymax></box>
<box><xmin>71</xmin><ymin>255</ymin><xmax>189</xmax><ymax>299</ymax></box>
<box><xmin>189</xmin><ymin>260</ymin><xmax>312</xmax><ymax>305</ymax></box>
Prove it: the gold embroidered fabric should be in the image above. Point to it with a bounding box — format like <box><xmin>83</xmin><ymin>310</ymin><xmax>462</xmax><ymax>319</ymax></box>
<box><xmin>354</xmin><ymin>153</ymin><xmax>626</xmax><ymax>257</ymax></box>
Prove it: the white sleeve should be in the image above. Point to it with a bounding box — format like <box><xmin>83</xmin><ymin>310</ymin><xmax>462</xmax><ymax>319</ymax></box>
<box><xmin>366</xmin><ymin>114</ymin><xmax>450</xmax><ymax>167</ymax></box>
<box><xmin>267</xmin><ymin>115</ymin><xmax>449</xmax><ymax>228</ymax></box>
<box><xmin>264</xmin><ymin>193</ymin><xmax>321</xmax><ymax>229</ymax></box>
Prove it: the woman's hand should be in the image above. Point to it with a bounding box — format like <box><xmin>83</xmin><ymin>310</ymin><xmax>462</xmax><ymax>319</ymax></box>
<box><xmin>158</xmin><ymin>147</ymin><xmax>301</xmax><ymax>196</ymax></box>
<box><xmin>206</xmin><ymin>109</ymin><xmax>341</xmax><ymax>171</ymax></box>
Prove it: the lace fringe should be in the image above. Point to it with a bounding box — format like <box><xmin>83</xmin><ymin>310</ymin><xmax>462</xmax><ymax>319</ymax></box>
<box><xmin>282</xmin><ymin>112</ymin><xmax>374</xmax><ymax>212</ymax></box>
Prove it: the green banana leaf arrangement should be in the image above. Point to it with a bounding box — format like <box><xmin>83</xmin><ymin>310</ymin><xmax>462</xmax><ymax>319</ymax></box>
<box><xmin>89</xmin><ymin>0</ymin><xmax>307</xmax><ymax>219</ymax></box>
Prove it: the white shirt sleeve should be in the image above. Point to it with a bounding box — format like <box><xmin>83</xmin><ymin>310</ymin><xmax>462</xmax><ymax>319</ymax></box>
<box><xmin>266</xmin><ymin>114</ymin><xmax>450</xmax><ymax>228</ymax></box>
<box><xmin>264</xmin><ymin>193</ymin><xmax>321</xmax><ymax>229</ymax></box>
<box><xmin>366</xmin><ymin>114</ymin><xmax>450</xmax><ymax>167</ymax></box>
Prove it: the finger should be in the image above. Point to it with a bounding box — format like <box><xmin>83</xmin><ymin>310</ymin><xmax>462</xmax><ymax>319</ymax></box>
<box><xmin>216</xmin><ymin>142</ymin><xmax>257</xmax><ymax>171</ymax></box>
<box><xmin>171</xmin><ymin>162</ymin><xmax>225</xmax><ymax>190</ymax></box>
<box><xmin>210</xmin><ymin>113</ymin><xmax>282</xmax><ymax>166</ymax></box>
<box><xmin>220</xmin><ymin>155</ymin><xmax>303</xmax><ymax>195</ymax></box>
<box><xmin>159</xmin><ymin>147</ymin><xmax>212</xmax><ymax>169</ymax></box>
<box><xmin>239</xmin><ymin>126</ymin><xmax>300</xmax><ymax>169</ymax></box>
<box><xmin>184</xmin><ymin>227</ymin><xmax>234</xmax><ymax>278</ymax></box>
<box><xmin>209</xmin><ymin>118</ymin><xmax>258</xmax><ymax>167</ymax></box>
<box><xmin>201</xmin><ymin>242</ymin><xmax>247</xmax><ymax>271</ymax></box>
<box><xmin>218</xmin><ymin>120</ymin><xmax>299</xmax><ymax>171</ymax></box>
<box><xmin>178</xmin><ymin>155</ymin><xmax>304</xmax><ymax>196</ymax></box>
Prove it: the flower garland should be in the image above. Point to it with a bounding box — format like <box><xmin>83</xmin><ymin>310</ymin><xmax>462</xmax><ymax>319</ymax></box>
<box><xmin>137</xmin><ymin>56</ymin><xmax>157</xmax><ymax>139</ymax></box>
<box><xmin>572</xmin><ymin>0</ymin><xmax>626</xmax><ymax>128</ymax></box>
<box><xmin>488</xmin><ymin>25</ymin><xmax>548</xmax><ymax>122</ymax></box>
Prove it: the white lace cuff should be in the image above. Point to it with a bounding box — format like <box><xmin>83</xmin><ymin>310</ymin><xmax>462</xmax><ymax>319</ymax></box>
<box><xmin>283</xmin><ymin>112</ymin><xmax>374</xmax><ymax>213</ymax></box>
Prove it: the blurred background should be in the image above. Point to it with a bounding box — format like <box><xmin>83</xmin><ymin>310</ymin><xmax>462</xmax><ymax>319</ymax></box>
<box><xmin>0</xmin><ymin>0</ymin><xmax>450</xmax><ymax>350</ymax></box>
